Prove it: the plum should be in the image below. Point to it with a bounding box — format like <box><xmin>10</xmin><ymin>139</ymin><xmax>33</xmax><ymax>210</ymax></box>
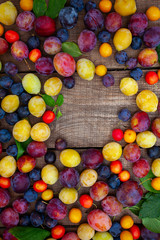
<box><xmin>138</xmin><ymin>48</ymin><xmax>158</xmax><ymax>67</ymax></box>
<box><xmin>87</xmin><ymin>209</ymin><xmax>112</xmax><ymax>232</ymax></box>
<box><xmin>44</xmin><ymin>37</ymin><xmax>61</xmax><ymax>55</ymax></box>
<box><xmin>133</xmin><ymin>158</ymin><xmax>150</xmax><ymax>178</ymax></box>
<box><xmin>101</xmin><ymin>196</ymin><xmax>123</xmax><ymax>216</ymax></box>
<box><xmin>17</xmin><ymin>155</ymin><xmax>36</xmax><ymax>173</ymax></box>
<box><xmin>141</xmin><ymin>226</ymin><xmax>160</xmax><ymax>240</ymax></box>
<box><xmin>46</xmin><ymin>198</ymin><xmax>67</xmax><ymax>220</ymax></box>
<box><xmin>0</xmin><ymin>208</ymin><xmax>19</xmax><ymax>228</ymax></box>
<box><xmin>53</xmin><ymin>52</ymin><xmax>76</xmax><ymax>77</ymax></box>
<box><xmin>11</xmin><ymin>172</ymin><xmax>30</xmax><ymax>193</ymax></box>
<box><xmin>143</xmin><ymin>27</ymin><xmax>160</xmax><ymax>48</ymax></box>
<box><xmin>90</xmin><ymin>181</ymin><xmax>109</xmax><ymax>201</ymax></box>
<box><xmin>78</xmin><ymin>30</ymin><xmax>97</xmax><ymax>53</ymax></box>
<box><xmin>59</xmin><ymin>168</ymin><xmax>79</xmax><ymax>188</ymax></box>
<box><xmin>81</xmin><ymin>148</ymin><xmax>103</xmax><ymax>169</ymax></box>
<box><xmin>11</xmin><ymin>41</ymin><xmax>29</xmax><ymax>61</ymax></box>
<box><xmin>34</xmin><ymin>16</ymin><xmax>56</xmax><ymax>36</ymax></box>
<box><xmin>128</xmin><ymin>13</ymin><xmax>148</xmax><ymax>36</ymax></box>
<box><xmin>0</xmin><ymin>38</ymin><xmax>9</xmax><ymax>55</ymax></box>
<box><xmin>0</xmin><ymin>188</ymin><xmax>10</xmax><ymax>208</ymax></box>
<box><xmin>16</xmin><ymin>11</ymin><xmax>35</xmax><ymax>32</ymax></box>
<box><xmin>35</xmin><ymin>57</ymin><xmax>54</xmax><ymax>75</ymax></box>
<box><xmin>27</xmin><ymin>141</ymin><xmax>47</xmax><ymax>158</ymax></box>
<box><xmin>131</xmin><ymin>111</ymin><xmax>151</xmax><ymax>132</ymax></box>
<box><xmin>152</xmin><ymin>118</ymin><xmax>160</xmax><ymax>138</ymax></box>
<box><xmin>105</xmin><ymin>12</ymin><xmax>122</xmax><ymax>33</ymax></box>
<box><xmin>84</xmin><ymin>9</ymin><xmax>104</xmax><ymax>31</ymax></box>
<box><xmin>123</xmin><ymin>143</ymin><xmax>141</xmax><ymax>162</ymax></box>
<box><xmin>59</xmin><ymin>7</ymin><xmax>78</xmax><ymax>29</ymax></box>
<box><xmin>116</xmin><ymin>180</ymin><xmax>143</xmax><ymax>207</ymax></box>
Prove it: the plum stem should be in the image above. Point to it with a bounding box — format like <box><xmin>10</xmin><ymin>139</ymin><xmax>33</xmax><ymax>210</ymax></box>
<box><xmin>42</xmin><ymin>201</ymin><xmax>48</xmax><ymax>205</ymax></box>
<box><xmin>16</xmin><ymin>74</ymin><xmax>22</xmax><ymax>81</ymax></box>
<box><xmin>139</xmin><ymin>178</ymin><xmax>152</xmax><ymax>186</ymax></box>
<box><xmin>77</xmin><ymin>186</ymin><xmax>81</xmax><ymax>191</ymax></box>
<box><xmin>24</xmin><ymin>58</ymin><xmax>31</xmax><ymax>70</ymax></box>
<box><xmin>93</xmin><ymin>203</ymin><xmax>97</xmax><ymax>208</ymax></box>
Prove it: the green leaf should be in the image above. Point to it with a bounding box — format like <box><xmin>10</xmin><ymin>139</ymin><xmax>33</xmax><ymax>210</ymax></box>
<box><xmin>9</xmin><ymin>227</ymin><xmax>50</xmax><ymax>240</ymax></box>
<box><xmin>46</xmin><ymin>0</ymin><xmax>67</xmax><ymax>19</ymax></box>
<box><xmin>139</xmin><ymin>193</ymin><xmax>160</xmax><ymax>218</ymax></box>
<box><xmin>62</xmin><ymin>42</ymin><xmax>82</xmax><ymax>57</ymax></box>
<box><xmin>41</xmin><ymin>94</ymin><xmax>56</xmax><ymax>107</ymax></box>
<box><xmin>15</xmin><ymin>137</ymin><xmax>32</xmax><ymax>160</ymax></box>
<box><xmin>57</xmin><ymin>110</ymin><xmax>62</xmax><ymax>120</ymax></box>
<box><xmin>128</xmin><ymin>199</ymin><xmax>144</xmax><ymax>216</ymax></box>
<box><xmin>140</xmin><ymin>170</ymin><xmax>160</xmax><ymax>193</ymax></box>
<box><xmin>33</xmin><ymin>0</ymin><xmax>47</xmax><ymax>17</ymax></box>
<box><xmin>128</xmin><ymin>192</ymin><xmax>152</xmax><ymax>216</ymax></box>
<box><xmin>142</xmin><ymin>217</ymin><xmax>160</xmax><ymax>233</ymax></box>
<box><xmin>156</xmin><ymin>44</ymin><xmax>160</xmax><ymax>63</ymax></box>
<box><xmin>56</xmin><ymin>94</ymin><xmax>64</xmax><ymax>106</ymax></box>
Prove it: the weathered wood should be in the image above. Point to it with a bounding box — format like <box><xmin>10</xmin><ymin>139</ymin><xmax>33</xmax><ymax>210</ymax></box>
<box><xmin>1</xmin><ymin>70</ymin><xmax>160</xmax><ymax>149</ymax></box>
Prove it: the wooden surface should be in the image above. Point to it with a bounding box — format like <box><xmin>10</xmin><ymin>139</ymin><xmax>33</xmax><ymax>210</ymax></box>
<box><xmin>0</xmin><ymin>0</ymin><xmax>160</xmax><ymax>236</ymax></box>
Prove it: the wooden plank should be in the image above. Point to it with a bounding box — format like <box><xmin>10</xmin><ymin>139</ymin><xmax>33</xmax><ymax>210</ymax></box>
<box><xmin>0</xmin><ymin>0</ymin><xmax>160</xmax><ymax>72</ymax></box>
<box><xmin>1</xmin><ymin>70</ymin><xmax>160</xmax><ymax>149</ymax></box>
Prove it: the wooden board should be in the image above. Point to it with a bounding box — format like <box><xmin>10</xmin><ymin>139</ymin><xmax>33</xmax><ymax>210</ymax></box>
<box><xmin>0</xmin><ymin>0</ymin><xmax>160</xmax><ymax>236</ymax></box>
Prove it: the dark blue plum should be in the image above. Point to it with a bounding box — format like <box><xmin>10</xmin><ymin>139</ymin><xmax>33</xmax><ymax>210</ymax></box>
<box><xmin>84</xmin><ymin>9</ymin><xmax>104</xmax><ymax>31</ymax></box>
<box><xmin>45</xmin><ymin>151</ymin><xmax>56</xmax><ymax>164</ymax></box>
<box><xmin>19</xmin><ymin>215</ymin><xmax>30</xmax><ymax>226</ymax></box>
<box><xmin>147</xmin><ymin>146</ymin><xmax>160</xmax><ymax>159</ymax></box>
<box><xmin>70</xmin><ymin>0</ymin><xmax>84</xmax><ymax>12</ymax></box>
<box><xmin>0</xmin><ymin>76</ymin><xmax>13</xmax><ymax>89</ymax></box>
<box><xmin>130</xmin><ymin>67</ymin><xmax>143</xmax><ymax>81</ymax></box>
<box><xmin>118</xmin><ymin>108</ymin><xmax>131</xmax><ymax>122</ymax></box>
<box><xmin>24</xmin><ymin>189</ymin><xmax>38</xmax><ymax>203</ymax></box>
<box><xmin>131</xmin><ymin>36</ymin><xmax>142</xmax><ymax>50</ymax></box>
<box><xmin>44</xmin><ymin>216</ymin><xmax>57</xmax><ymax>229</ymax></box>
<box><xmin>4</xmin><ymin>62</ymin><xmax>18</xmax><ymax>76</ymax></box>
<box><xmin>30</xmin><ymin>211</ymin><xmax>44</xmax><ymax>227</ymax></box>
<box><xmin>0</xmin><ymin>108</ymin><xmax>5</xmax><ymax>119</ymax></box>
<box><xmin>102</xmin><ymin>74</ymin><xmax>115</xmax><ymax>88</ymax></box>
<box><xmin>85</xmin><ymin>1</ymin><xmax>96</xmax><ymax>12</ymax></box>
<box><xmin>97</xmin><ymin>165</ymin><xmax>111</xmax><ymax>179</ymax></box>
<box><xmin>29</xmin><ymin>168</ymin><xmax>41</xmax><ymax>182</ymax></box>
<box><xmin>55</xmin><ymin>138</ymin><xmax>67</xmax><ymax>150</ymax></box>
<box><xmin>59</xmin><ymin>7</ymin><xmax>78</xmax><ymax>29</ymax></box>
<box><xmin>125</xmin><ymin>58</ymin><xmax>138</xmax><ymax>70</ymax></box>
<box><xmin>0</xmin><ymin>88</ymin><xmax>7</xmax><ymax>99</ymax></box>
<box><xmin>0</xmin><ymin>129</ymin><xmax>11</xmax><ymax>143</ymax></box>
<box><xmin>20</xmin><ymin>92</ymin><xmax>31</xmax><ymax>105</ymax></box>
<box><xmin>62</xmin><ymin>76</ymin><xmax>75</xmax><ymax>89</ymax></box>
<box><xmin>109</xmin><ymin>222</ymin><xmax>122</xmax><ymax>237</ymax></box>
<box><xmin>56</xmin><ymin>28</ymin><xmax>69</xmax><ymax>43</ymax></box>
<box><xmin>108</xmin><ymin>174</ymin><xmax>121</xmax><ymax>189</ymax></box>
<box><xmin>11</xmin><ymin>82</ymin><xmax>24</xmax><ymax>95</ymax></box>
<box><xmin>98</xmin><ymin>30</ymin><xmax>111</xmax><ymax>43</ymax></box>
<box><xmin>27</xmin><ymin>36</ymin><xmax>40</xmax><ymax>50</ymax></box>
<box><xmin>17</xmin><ymin>106</ymin><xmax>30</xmax><ymax>119</ymax></box>
<box><xmin>114</xmin><ymin>238</ymin><xmax>120</xmax><ymax>240</ymax></box>
<box><xmin>5</xmin><ymin>112</ymin><xmax>19</xmax><ymax>125</ymax></box>
<box><xmin>6</xmin><ymin>144</ymin><xmax>18</xmax><ymax>157</ymax></box>
<box><xmin>115</xmin><ymin>51</ymin><xmax>128</xmax><ymax>64</ymax></box>
<box><xmin>35</xmin><ymin>200</ymin><xmax>46</xmax><ymax>213</ymax></box>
